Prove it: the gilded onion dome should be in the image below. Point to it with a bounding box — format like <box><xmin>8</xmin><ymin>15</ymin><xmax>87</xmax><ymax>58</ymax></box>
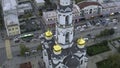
<box><xmin>45</xmin><ymin>30</ymin><xmax>53</xmax><ymax>40</ymax></box>
<box><xmin>53</xmin><ymin>44</ymin><xmax>62</xmax><ymax>55</ymax></box>
<box><xmin>45</xmin><ymin>30</ymin><xmax>53</xmax><ymax>37</ymax></box>
<box><xmin>77</xmin><ymin>38</ymin><xmax>85</xmax><ymax>46</ymax></box>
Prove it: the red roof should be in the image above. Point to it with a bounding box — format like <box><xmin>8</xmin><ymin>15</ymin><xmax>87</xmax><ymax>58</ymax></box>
<box><xmin>20</xmin><ymin>62</ymin><xmax>32</xmax><ymax>68</ymax></box>
<box><xmin>77</xmin><ymin>2</ymin><xmax>101</xmax><ymax>9</ymax></box>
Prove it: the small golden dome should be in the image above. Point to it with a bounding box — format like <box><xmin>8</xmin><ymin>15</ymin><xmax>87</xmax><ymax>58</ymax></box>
<box><xmin>53</xmin><ymin>44</ymin><xmax>62</xmax><ymax>52</ymax></box>
<box><xmin>77</xmin><ymin>38</ymin><xmax>85</xmax><ymax>45</ymax></box>
<box><xmin>45</xmin><ymin>30</ymin><xmax>53</xmax><ymax>37</ymax></box>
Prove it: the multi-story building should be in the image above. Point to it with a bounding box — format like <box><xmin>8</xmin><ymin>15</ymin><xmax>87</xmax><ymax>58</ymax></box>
<box><xmin>101</xmin><ymin>2</ymin><xmax>120</xmax><ymax>16</ymax></box>
<box><xmin>77</xmin><ymin>1</ymin><xmax>102</xmax><ymax>19</ymax></box>
<box><xmin>41</xmin><ymin>0</ymin><xmax>88</xmax><ymax>68</ymax></box>
<box><xmin>17</xmin><ymin>2</ymin><xmax>32</xmax><ymax>16</ymax></box>
<box><xmin>43</xmin><ymin>1</ymin><xmax>120</xmax><ymax>26</ymax></box>
<box><xmin>2</xmin><ymin>0</ymin><xmax>21</xmax><ymax>36</ymax></box>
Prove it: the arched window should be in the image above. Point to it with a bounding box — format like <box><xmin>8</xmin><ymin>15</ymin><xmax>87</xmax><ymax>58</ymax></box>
<box><xmin>65</xmin><ymin>16</ymin><xmax>69</xmax><ymax>25</ymax></box>
<box><xmin>89</xmin><ymin>9</ymin><xmax>92</xmax><ymax>14</ymax></box>
<box><xmin>66</xmin><ymin>32</ymin><xmax>69</xmax><ymax>43</ymax></box>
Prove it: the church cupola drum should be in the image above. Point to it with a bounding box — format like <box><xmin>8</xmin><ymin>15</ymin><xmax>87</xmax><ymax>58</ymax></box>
<box><xmin>56</xmin><ymin>0</ymin><xmax>74</xmax><ymax>49</ymax></box>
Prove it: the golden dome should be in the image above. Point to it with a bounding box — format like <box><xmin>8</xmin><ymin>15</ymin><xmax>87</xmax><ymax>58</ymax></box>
<box><xmin>53</xmin><ymin>44</ymin><xmax>62</xmax><ymax>52</ymax></box>
<box><xmin>77</xmin><ymin>38</ymin><xmax>85</xmax><ymax>45</ymax></box>
<box><xmin>45</xmin><ymin>30</ymin><xmax>53</xmax><ymax>37</ymax></box>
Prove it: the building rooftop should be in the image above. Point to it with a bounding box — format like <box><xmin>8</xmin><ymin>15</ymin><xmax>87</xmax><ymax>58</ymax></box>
<box><xmin>2</xmin><ymin>0</ymin><xmax>17</xmax><ymax>11</ymax></box>
<box><xmin>18</xmin><ymin>3</ymin><xmax>32</xmax><ymax>9</ymax></box>
<box><xmin>20</xmin><ymin>62</ymin><xmax>32</xmax><ymax>68</ymax></box>
<box><xmin>35</xmin><ymin>0</ymin><xmax>45</xmax><ymax>3</ymax></box>
<box><xmin>77</xmin><ymin>2</ymin><xmax>101</xmax><ymax>9</ymax></box>
<box><xmin>5</xmin><ymin>14</ymin><xmax>19</xmax><ymax>26</ymax></box>
<box><xmin>101</xmin><ymin>2</ymin><xmax>117</xmax><ymax>9</ymax></box>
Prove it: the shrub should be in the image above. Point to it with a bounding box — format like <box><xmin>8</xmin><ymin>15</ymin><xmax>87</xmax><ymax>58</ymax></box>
<box><xmin>87</xmin><ymin>40</ymin><xmax>110</xmax><ymax>56</ymax></box>
<box><xmin>20</xmin><ymin>44</ymin><xmax>29</xmax><ymax>56</ymax></box>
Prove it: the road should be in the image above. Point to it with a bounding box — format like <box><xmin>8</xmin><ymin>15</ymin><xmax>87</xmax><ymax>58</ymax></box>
<box><xmin>30</xmin><ymin>0</ymin><xmax>46</xmax><ymax>32</ymax></box>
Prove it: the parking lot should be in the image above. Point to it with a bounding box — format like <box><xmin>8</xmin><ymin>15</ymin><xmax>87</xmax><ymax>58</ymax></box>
<box><xmin>75</xmin><ymin>17</ymin><xmax>119</xmax><ymax>33</ymax></box>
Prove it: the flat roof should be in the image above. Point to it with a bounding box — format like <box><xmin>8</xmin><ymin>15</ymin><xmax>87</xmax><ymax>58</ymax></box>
<box><xmin>5</xmin><ymin>14</ymin><xmax>19</xmax><ymax>26</ymax></box>
<box><xmin>2</xmin><ymin>0</ymin><xmax>17</xmax><ymax>11</ymax></box>
<box><xmin>35</xmin><ymin>0</ymin><xmax>45</xmax><ymax>3</ymax></box>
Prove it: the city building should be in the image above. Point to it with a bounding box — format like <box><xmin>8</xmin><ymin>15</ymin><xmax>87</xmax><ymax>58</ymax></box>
<box><xmin>17</xmin><ymin>2</ymin><xmax>33</xmax><ymax>16</ymax></box>
<box><xmin>34</xmin><ymin>0</ymin><xmax>45</xmax><ymax>8</ymax></box>
<box><xmin>87</xmin><ymin>0</ymin><xmax>104</xmax><ymax>3</ymax></box>
<box><xmin>77</xmin><ymin>1</ymin><xmax>102</xmax><ymax>19</ymax></box>
<box><xmin>101</xmin><ymin>2</ymin><xmax>120</xmax><ymax>16</ymax></box>
<box><xmin>41</xmin><ymin>0</ymin><xmax>88</xmax><ymax>68</ymax></box>
<box><xmin>2</xmin><ymin>0</ymin><xmax>21</xmax><ymax>36</ymax></box>
<box><xmin>42</xmin><ymin>10</ymin><xmax>57</xmax><ymax>27</ymax></box>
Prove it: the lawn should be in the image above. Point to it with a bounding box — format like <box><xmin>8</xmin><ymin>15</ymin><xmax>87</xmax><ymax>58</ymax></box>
<box><xmin>87</xmin><ymin>40</ymin><xmax>110</xmax><ymax>56</ymax></box>
<box><xmin>96</xmin><ymin>59</ymin><xmax>112</xmax><ymax>68</ymax></box>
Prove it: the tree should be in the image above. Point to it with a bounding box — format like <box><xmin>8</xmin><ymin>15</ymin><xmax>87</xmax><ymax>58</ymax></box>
<box><xmin>108</xmin><ymin>54</ymin><xmax>120</xmax><ymax>68</ymax></box>
<box><xmin>117</xmin><ymin>46</ymin><xmax>120</xmax><ymax>53</ymax></box>
<box><xmin>20</xmin><ymin>44</ymin><xmax>29</xmax><ymax>56</ymax></box>
<box><xmin>39</xmin><ymin>10</ymin><xmax>43</xmax><ymax>16</ymax></box>
<box><xmin>96</xmin><ymin>28</ymin><xmax>115</xmax><ymax>38</ymax></box>
<box><xmin>37</xmin><ymin>44</ymin><xmax>42</xmax><ymax>51</ymax></box>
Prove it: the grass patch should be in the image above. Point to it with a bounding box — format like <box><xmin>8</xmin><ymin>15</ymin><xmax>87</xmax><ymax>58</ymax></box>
<box><xmin>87</xmin><ymin>40</ymin><xmax>110</xmax><ymax>56</ymax></box>
<box><xmin>96</xmin><ymin>59</ymin><xmax>112</xmax><ymax>68</ymax></box>
<box><xmin>96</xmin><ymin>54</ymin><xmax>120</xmax><ymax>68</ymax></box>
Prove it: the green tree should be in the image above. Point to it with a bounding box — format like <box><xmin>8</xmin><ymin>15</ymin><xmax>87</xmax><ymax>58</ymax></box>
<box><xmin>37</xmin><ymin>44</ymin><xmax>42</xmax><ymax>51</ymax></box>
<box><xmin>20</xmin><ymin>44</ymin><xmax>29</xmax><ymax>56</ymax></box>
<box><xmin>39</xmin><ymin>10</ymin><xmax>43</xmax><ymax>16</ymax></box>
<box><xmin>117</xmin><ymin>46</ymin><xmax>120</xmax><ymax>53</ymax></box>
<box><xmin>96</xmin><ymin>28</ymin><xmax>115</xmax><ymax>37</ymax></box>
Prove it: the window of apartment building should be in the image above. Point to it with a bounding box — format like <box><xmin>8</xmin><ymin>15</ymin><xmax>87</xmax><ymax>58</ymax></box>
<box><xmin>8</xmin><ymin>29</ymin><xmax>11</xmax><ymax>31</ymax></box>
<box><xmin>9</xmin><ymin>33</ymin><xmax>12</xmax><ymax>35</ymax></box>
<box><xmin>12</xmin><ymin>28</ymin><xmax>14</xmax><ymax>30</ymax></box>
<box><xmin>89</xmin><ymin>9</ymin><xmax>92</xmax><ymax>14</ymax></box>
<box><xmin>15</xmin><ymin>27</ymin><xmax>18</xmax><ymax>30</ymax></box>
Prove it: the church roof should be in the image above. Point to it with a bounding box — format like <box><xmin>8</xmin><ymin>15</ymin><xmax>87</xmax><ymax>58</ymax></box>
<box><xmin>63</xmin><ymin>55</ymin><xmax>80</xmax><ymax>68</ymax></box>
<box><xmin>77</xmin><ymin>2</ymin><xmax>101</xmax><ymax>9</ymax></box>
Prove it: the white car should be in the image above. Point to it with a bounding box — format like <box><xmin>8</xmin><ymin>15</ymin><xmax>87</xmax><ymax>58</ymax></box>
<box><xmin>80</xmin><ymin>28</ymin><xmax>85</xmax><ymax>31</ymax></box>
<box><xmin>113</xmin><ymin>27</ymin><xmax>117</xmax><ymax>30</ymax></box>
<box><xmin>84</xmin><ymin>38</ymin><xmax>89</xmax><ymax>41</ymax></box>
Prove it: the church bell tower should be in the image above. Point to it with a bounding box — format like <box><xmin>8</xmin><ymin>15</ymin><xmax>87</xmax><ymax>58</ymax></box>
<box><xmin>56</xmin><ymin>0</ymin><xmax>74</xmax><ymax>49</ymax></box>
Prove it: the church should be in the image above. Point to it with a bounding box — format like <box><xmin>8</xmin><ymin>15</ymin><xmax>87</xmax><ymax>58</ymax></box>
<box><xmin>41</xmin><ymin>0</ymin><xmax>88</xmax><ymax>68</ymax></box>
